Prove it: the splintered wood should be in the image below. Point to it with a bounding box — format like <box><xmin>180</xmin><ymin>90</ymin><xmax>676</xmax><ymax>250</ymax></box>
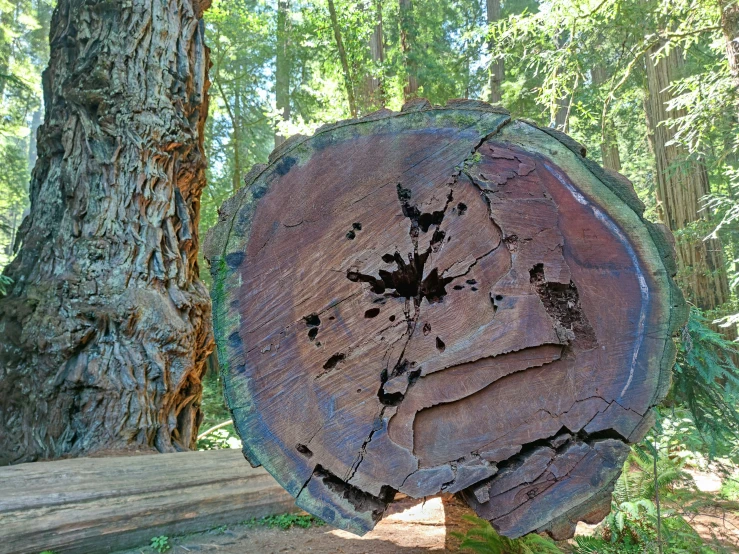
<box><xmin>204</xmin><ymin>99</ymin><xmax>686</xmax><ymax>539</ymax></box>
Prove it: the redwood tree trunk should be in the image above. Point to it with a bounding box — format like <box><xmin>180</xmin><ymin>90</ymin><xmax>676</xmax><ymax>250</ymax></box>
<box><xmin>399</xmin><ymin>0</ymin><xmax>418</xmax><ymax>99</ymax></box>
<box><xmin>645</xmin><ymin>42</ymin><xmax>732</xmax><ymax>315</ymax></box>
<box><xmin>0</xmin><ymin>0</ymin><xmax>214</xmax><ymax>465</ymax></box>
<box><xmin>327</xmin><ymin>0</ymin><xmax>357</xmax><ymax>118</ymax></box>
<box><xmin>362</xmin><ymin>0</ymin><xmax>385</xmax><ymax>112</ymax></box>
<box><xmin>592</xmin><ymin>65</ymin><xmax>621</xmax><ymax>171</ymax></box>
<box><xmin>275</xmin><ymin>0</ymin><xmax>291</xmax><ymax>147</ymax></box>
<box><xmin>486</xmin><ymin>0</ymin><xmax>504</xmax><ymax>104</ymax></box>
<box><xmin>720</xmin><ymin>0</ymin><xmax>739</xmax><ymax>94</ymax></box>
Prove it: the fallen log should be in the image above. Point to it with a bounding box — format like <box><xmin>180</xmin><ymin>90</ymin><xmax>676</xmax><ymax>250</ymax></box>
<box><xmin>0</xmin><ymin>449</ymin><xmax>298</xmax><ymax>554</ymax></box>
<box><xmin>204</xmin><ymin>99</ymin><xmax>686</xmax><ymax>539</ymax></box>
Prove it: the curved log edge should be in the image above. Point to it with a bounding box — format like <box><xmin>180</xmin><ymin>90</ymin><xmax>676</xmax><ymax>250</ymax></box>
<box><xmin>203</xmin><ymin>99</ymin><xmax>687</xmax><ymax>539</ymax></box>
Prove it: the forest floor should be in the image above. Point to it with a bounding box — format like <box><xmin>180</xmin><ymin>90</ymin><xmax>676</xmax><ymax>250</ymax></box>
<box><xmin>117</xmin><ymin>495</ymin><xmax>476</xmax><ymax>554</ymax></box>
<box><xmin>116</xmin><ymin>486</ymin><xmax>739</xmax><ymax>554</ymax></box>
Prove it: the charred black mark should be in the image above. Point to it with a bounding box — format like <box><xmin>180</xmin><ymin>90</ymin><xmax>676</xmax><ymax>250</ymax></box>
<box><xmin>378</xmin><ymin>358</ymin><xmax>422</xmax><ymax>407</ymax></box>
<box><xmin>274</xmin><ymin>155</ymin><xmax>297</xmax><ymax>176</ymax></box>
<box><xmin>529</xmin><ymin>264</ymin><xmax>597</xmax><ymax>347</ymax></box>
<box><xmin>457</xmin><ymin>203</ymin><xmax>467</xmax><ymax>215</ymax></box>
<box><xmin>305</xmin><ymin>313</ymin><xmax>321</xmax><ymax>341</ymax></box>
<box><xmin>225</xmin><ymin>252</ymin><xmax>245</xmax><ymax>270</ymax></box>
<box><xmin>296</xmin><ymin>443</ymin><xmax>313</xmax><ymax>458</ymax></box>
<box><xmin>436</xmin><ymin>337</ymin><xmax>446</xmax><ymax>352</ymax></box>
<box><xmin>389</xmin><ymin>315</ymin><xmax>396</xmax><ymax>322</ymax></box>
<box><xmin>346</xmin><ymin>230</ymin><xmax>356</xmax><ymax>240</ymax></box>
<box><xmin>314</xmin><ymin>465</ymin><xmax>395</xmax><ymax>521</ymax></box>
<box><xmin>353</xmin><ymin>222</ymin><xmax>362</xmax><ymax>231</ymax></box>
<box><xmin>453</xmin><ymin>285</ymin><xmax>465</xmax><ymax>290</ymax></box>
<box><xmin>364</xmin><ymin>308</ymin><xmax>380</xmax><ymax>318</ymax></box>
<box><xmin>348</xmin><ymin>251</ymin><xmax>453</xmax><ymax>305</ymax></box>
<box><xmin>305</xmin><ymin>314</ymin><xmax>321</xmax><ymax>327</ymax></box>
<box><xmin>323</xmin><ymin>353</ymin><xmax>346</xmax><ymax>370</ymax></box>
<box><xmin>422</xmin><ymin>322</ymin><xmax>431</xmax><ymax>336</ymax></box>
<box><xmin>228</xmin><ymin>332</ymin><xmax>242</xmax><ymax>349</ymax></box>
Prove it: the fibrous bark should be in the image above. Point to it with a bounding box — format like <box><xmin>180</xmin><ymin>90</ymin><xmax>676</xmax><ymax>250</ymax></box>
<box><xmin>592</xmin><ymin>65</ymin><xmax>621</xmax><ymax>171</ymax></box>
<box><xmin>645</xmin><ymin>42</ymin><xmax>733</xmax><ymax>315</ymax></box>
<box><xmin>0</xmin><ymin>0</ymin><xmax>213</xmax><ymax>465</ymax></box>
<box><xmin>205</xmin><ymin>99</ymin><xmax>685</xmax><ymax>539</ymax></box>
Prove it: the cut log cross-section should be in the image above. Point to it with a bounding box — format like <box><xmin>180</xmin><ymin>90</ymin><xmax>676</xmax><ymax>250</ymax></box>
<box><xmin>204</xmin><ymin>100</ymin><xmax>686</xmax><ymax>539</ymax></box>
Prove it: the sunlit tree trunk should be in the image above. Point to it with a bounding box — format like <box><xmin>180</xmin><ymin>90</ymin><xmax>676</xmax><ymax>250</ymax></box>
<box><xmin>0</xmin><ymin>5</ymin><xmax>16</xmax><ymax>98</ymax></box>
<box><xmin>327</xmin><ymin>0</ymin><xmax>357</xmax><ymax>118</ymax></box>
<box><xmin>363</xmin><ymin>0</ymin><xmax>385</xmax><ymax>111</ymax></box>
<box><xmin>399</xmin><ymin>0</ymin><xmax>418</xmax><ymax>100</ymax></box>
<box><xmin>719</xmin><ymin>0</ymin><xmax>739</xmax><ymax>94</ymax></box>
<box><xmin>275</xmin><ymin>0</ymin><xmax>291</xmax><ymax>147</ymax></box>
<box><xmin>592</xmin><ymin>65</ymin><xmax>621</xmax><ymax>171</ymax></box>
<box><xmin>645</xmin><ymin>42</ymin><xmax>733</xmax><ymax>318</ymax></box>
<box><xmin>233</xmin><ymin>87</ymin><xmax>242</xmax><ymax>191</ymax></box>
<box><xmin>0</xmin><ymin>0</ymin><xmax>214</xmax><ymax>465</ymax></box>
<box><xmin>27</xmin><ymin>108</ymin><xmax>41</xmax><ymax>172</ymax></box>
<box><xmin>486</xmin><ymin>0</ymin><xmax>504</xmax><ymax>104</ymax></box>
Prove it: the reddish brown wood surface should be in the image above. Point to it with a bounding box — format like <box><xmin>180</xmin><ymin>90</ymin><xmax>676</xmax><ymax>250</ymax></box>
<box><xmin>204</xmin><ymin>100</ymin><xmax>685</xmax><ymax>539</ymax></box>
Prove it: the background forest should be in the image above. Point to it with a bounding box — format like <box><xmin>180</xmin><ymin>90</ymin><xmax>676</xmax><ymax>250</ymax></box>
<box><xmin>2</xmin><ymin>0</ymin><xmax>739</xmax><ymax>551</ymax></box>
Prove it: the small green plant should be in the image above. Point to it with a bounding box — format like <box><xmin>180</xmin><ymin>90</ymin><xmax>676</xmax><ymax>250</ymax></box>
<box><xmin>719</xmin><ymin>475</ymin><xmax>739</xmax><ymax>501</ymax></box>
<box><xmin>452</xmin><ymin>515</ymin><xmax>562</xmax><ymax>554</ymax></box>
<box><xmin>0</xmin><ymin>275</ymin><xmax>12</xmax><ymax>295</ymax></box>
<box><xmin>246</xmin><ymin>513</ymin><xmax>325</xmax><ymax>530</ymax></box>
<box><xmin>150</xmin><ymin>535</ymin><xmax>170</xmax><ymax>553</ymax></box>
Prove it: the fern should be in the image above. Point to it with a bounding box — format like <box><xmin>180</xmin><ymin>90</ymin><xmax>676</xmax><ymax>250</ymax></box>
<box><xmin>671</xmin><ymin>308</ymin><xmax>739</xmax><ymax>458</ymax></box>
<box><xmin>453</xmin><ymin>515</ymin><xmax>562</xmax><ymax>554</ymax></box>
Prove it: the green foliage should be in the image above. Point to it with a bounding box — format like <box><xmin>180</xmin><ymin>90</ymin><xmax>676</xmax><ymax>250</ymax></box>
<box><xmin>452</xmin><ymin>515</ymin><xmax>562</xmax><ymax>554</ymax></box>
<box><xmin>719</xmin><ymin>474</ymin><xmax>739</xmax><ymax>501</ymax></box>
<box><xmin>149</xmin><ymin>536</ymin><xmax>170</xmax><ymax>553</ymax></box>
<box><xmin>196</xmin><ymin>375</ymin><xmax>240</xmax><ymax>450</ymax></box>
<box><xmin>246</xmin><ymin>513</ymin><xmax>325</xmax><ymax>530</ymax></box>
<box><xmin>671</xmin><ymin>308</ymin><xmax>739</xmax><ymax>458</ymax></box>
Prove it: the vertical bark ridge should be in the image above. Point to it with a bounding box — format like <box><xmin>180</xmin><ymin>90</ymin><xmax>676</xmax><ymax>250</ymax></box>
<box><xmin>0</xmin><ymin>0</ymin><xmax>214</xmax><ymax>465</ymax></box>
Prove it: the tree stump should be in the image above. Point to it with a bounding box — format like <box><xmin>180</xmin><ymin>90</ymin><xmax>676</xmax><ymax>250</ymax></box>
<box><xmin>203</xmin><ymin>100</ymin><xmax>686</xmax><ymax>539</ymax></box>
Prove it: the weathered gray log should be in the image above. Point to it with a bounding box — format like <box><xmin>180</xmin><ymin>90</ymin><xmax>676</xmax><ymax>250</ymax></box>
<box><xmin>204</xmin><ymin>99</ymin><xmax>686</xmax><ymax>539</ymax></box>
<box><xmin>0</xmin><ymin>450</ymin><xmax>298</xmax><ymax>554</ymax></box>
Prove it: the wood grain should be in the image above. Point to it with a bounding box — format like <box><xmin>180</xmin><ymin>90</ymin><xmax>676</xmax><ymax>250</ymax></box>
<box><xmin>204</xmin><ymin>99</ymin><xmax>686</xmax><ymax>539</ymax></box>
<box><xmin>0</xmin><ymin>450</ymin><xmax>298</xmax><ymax>554</ymax></box>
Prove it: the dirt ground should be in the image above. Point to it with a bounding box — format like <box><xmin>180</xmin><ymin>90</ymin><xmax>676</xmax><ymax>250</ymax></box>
<box><xmin>119</xmin><ymin>488</ymin><xmax>739</xmax><ymax>554</ymax></box>
<box><xmin>119</xmin><ymin>495</ymin><xmax>477</xmax><ymax>554</ymax></box>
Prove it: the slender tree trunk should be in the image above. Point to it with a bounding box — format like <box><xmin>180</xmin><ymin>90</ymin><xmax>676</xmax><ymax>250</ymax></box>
<box><xmin>27</xmin><ymin>107</ymin><xmax>41</xmax><ymax>172</ymax></box>
<box><xmin>233</xmin><ymin>87</ymin><xmax>242</xmax><ymax>191</ymax></box>
<box><xmin>275</xmin><ymin>0</ymin><xmax>291</xmax><ymax>147</ymax></box>
<box><xmin>0</xmin><ymin>0</ymin><xmax>214</xmax><ymax>465</ymax></box>
<box><xmin>645</xmin><ymin>42</ymin><xmax>733</xmax><ymax>317</ymax></box>
<box><xmin>719</xmin><ymin>0</ymin><xmax>739</xmax><ymax>94</ymax></box>
<box><xmin>399</xmin><ymin>0</ymin><xmax>418</xmax><ymax>100</ymax></box>
<box><xmin>327</xmin><ymin>0</ymin><xmax>357</xmax><ymax>118</ymax></box>
<box><xmin>363</xmin><ymin>0</ymin><xmax>385</xmax><ymax>111</ymax></box>
<box><xmin>486</xmin><ymin>0</ymin><xmax>504</xmax><ymax>104</ymax></box>
<box><xmin>0</xmin><ymin>6</ymin><xmax>15</xmax><ymax>98</ymax></box>
<box><xmin>592</xmin><ymin>65</ymin><xmax>621</xmax><ymax>171</ymax></box>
